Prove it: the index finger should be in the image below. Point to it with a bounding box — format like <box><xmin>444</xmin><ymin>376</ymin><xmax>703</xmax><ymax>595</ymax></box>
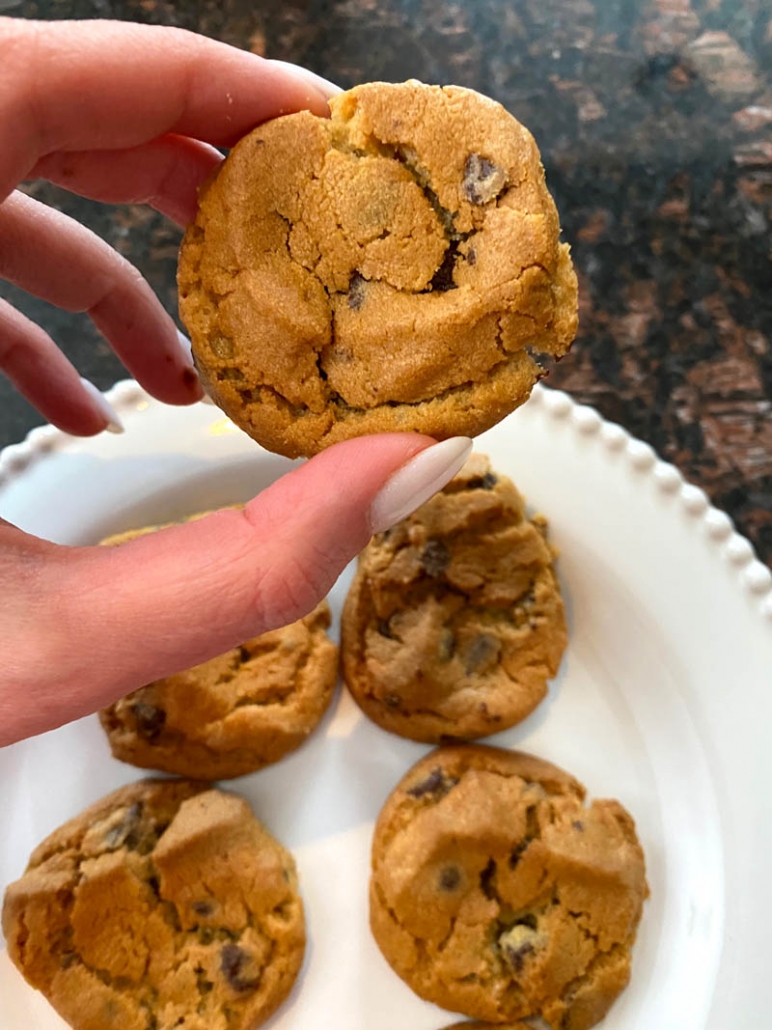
<box><xmin>0</xmin><ymin>18</ymin><xmax>337</xmax><ymax>201</ymax></box>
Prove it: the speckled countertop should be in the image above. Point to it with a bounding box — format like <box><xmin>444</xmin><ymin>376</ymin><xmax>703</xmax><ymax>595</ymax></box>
<box><xmin>1</xmin><ymin>0</ymin><xmax>770</xmax><ymax>564</ymax></box>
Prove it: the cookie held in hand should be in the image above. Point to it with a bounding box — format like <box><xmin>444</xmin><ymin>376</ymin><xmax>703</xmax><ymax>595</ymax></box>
<box><xmin>179</xmin><ymin>80</ymin><xmax>577</xmax><ymax>457</ymax></box>
<box><xmin>370</xmin><ymin>745</ymin><xmax>648</xmax><ymax>1029</ymax></box>
<box><xmin>341</xmin><ymin>454</ymin><xmax>567</xmax><ymax>742</ymax></box>
<box><xmin>2</xmin><ymin>780</ymin><xmax>305</xmax><ymax>1030</ymax></box>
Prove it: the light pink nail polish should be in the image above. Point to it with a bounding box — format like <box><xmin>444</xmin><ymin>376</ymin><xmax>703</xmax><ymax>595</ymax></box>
<box><xmin>369</xmin><ymin>438</ymin><xmax>474</xmax><ymax>533</ymax></box>
<box><xmin>80</xmin><ymin>378</ymin><xmax>124</xmax><ymax>434</ymax></box>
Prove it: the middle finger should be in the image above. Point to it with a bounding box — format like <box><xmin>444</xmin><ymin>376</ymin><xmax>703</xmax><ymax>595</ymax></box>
<box><xmin>0</xmin><ymin>190</ymin><xmax>203</xmax><ymax>406</ymax></box>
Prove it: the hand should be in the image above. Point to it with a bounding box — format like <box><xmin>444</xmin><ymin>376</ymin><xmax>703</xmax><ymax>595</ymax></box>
<box><xmin>0</xmin><ymin>18</ymin><xmax>473</xmax><ymax>745</ymax></box>
<box><xmin>0</xmin><ymin>16</ymin><xmax>339</xmax><ymax>431</ymax></box>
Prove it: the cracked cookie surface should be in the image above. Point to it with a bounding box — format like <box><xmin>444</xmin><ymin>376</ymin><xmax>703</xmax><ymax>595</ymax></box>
<box><xmin>440</xmin><ymin>1023</ymin><xmax>533</xmax><ymax>1029</ymax></box>
<box><xmin>341</xmin><ymin>454</ymin><xmax>567</xmax><ymax>742</ymax></box>
<box><xmin>370</xmin><ymin>746</ymin><xmax>648</xmax><ymax>1029</ymax></box>
<box><xmin>2</xmin><ymin>780</ymin><xmax>305</xmax><ymax>1030</ymax></box>
<box><xmin>178</xmin><ymin>80</ymin><xmax>577</xmax><ymax>458</ymax></box>
<box><xmin>99</xmin><ymin>519</ymin><xmax>338</xmax><ymax>780</ymax></box>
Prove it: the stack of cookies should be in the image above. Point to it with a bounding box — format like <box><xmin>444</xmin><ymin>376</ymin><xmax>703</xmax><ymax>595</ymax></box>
<box><xmin>2</xmin><ymin>81</ymin><xmax>647</xmax><ymax>1030</ymax></box>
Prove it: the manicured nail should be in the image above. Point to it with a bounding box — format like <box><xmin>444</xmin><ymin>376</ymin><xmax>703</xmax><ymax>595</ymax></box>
<box><xmin>80</xmin><ymin>377</ymin><xmax>124</xmax><ymax>434</ymax></box>
<box><xmin>369</xmin><ymin>437</ymin><xmax>474</xmax><ymax>533</ymax></box>
<box><xmin>268</xmin><ymin>59</ymin><xmax>343</xmax><ymax>99</ymax></box>
<box><xmin>176</xmin><ymin>329</ymin><xmax>195</xmax><ymax>368</ymax></box>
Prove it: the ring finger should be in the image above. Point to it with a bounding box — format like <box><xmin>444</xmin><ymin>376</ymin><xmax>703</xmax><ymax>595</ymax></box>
<box><xmin>0</xmin><ymin>190</ymin><xmax>203</xmax><ymax>406</ymax></box>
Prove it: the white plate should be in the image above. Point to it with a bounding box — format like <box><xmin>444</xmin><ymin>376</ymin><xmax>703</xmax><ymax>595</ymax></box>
<box><xmin>1</xmin><ymin>383</ymin><xmax>771</xmax><ymax>1030</ymax></box>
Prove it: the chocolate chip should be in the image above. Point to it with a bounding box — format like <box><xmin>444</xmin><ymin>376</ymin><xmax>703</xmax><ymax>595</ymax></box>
<box><xmin>217</xmin><ymin>367</ymin><xmax>245</xmax><ymax>382</ymax></box>
<box><xmin>192</xmin><ymin>901</ymin><xmax>214</xmax><ymax>917</ymax></box>
<box><xmin>211</xmin><ymin>336</ymin><xmax>234</xmax><ymax>359</ymax></box>
<box><xmin>463</xmin><ymin>153</ymin><xmax>507</xmax><ymax>205</ymax></box>
<box><xmin>479</xmin><ymin>858</ymin><xmax>497</xmax><ymax>900</ymax></box>
<box><xmin>220</xmin><ymin>944</ymin><xmax>261</xmax><ymax>993</ymax></box>
<box><xmin>464</xmin><ymin>634</ymin><xmax>501</xmax><ymax>675</ymax></box>
<box><xmin>348</xmin><ymin>272</ymin><xmax>366</xmax><ymax>311</ymax></box>
<box><xmin>132</xmin><ymin>702</ymin><xmax>166</xmax><ymax>743</ymax></box>
<box><xmin>420</xmin><ymin>539</ymin><xmax>451</xmax><ymax>577</ymax></box>
<box><xmin>439</xmin><ymin>866</ymin><xmax>461</xmax><ymax>891</ymax></box>
<box><xmin>428</xmin><ymin>240</ymin><xmax>460</xmax><ymax>292</ymax></box>
<box><xmin>503</xmin><ymin>939</ymin><xmax>534</xmax><ymax>973</ymax></box>
<box><xmin>376</xmin><ymin>618</ymin><xmax>393</xmax><ymax>639</ymax></box>
<box><xmin>406</xmin><ymin>767</ymin><xmax>459</xmax><ymax>799</ymax></box>
<box><xmin>573</xmin><ymin>820</ymin><xmax>584</xmax><ymax>832</ymax></box>
<box><xmin>437</xmin><ymin>628</ymin><xmax>455</xmax><ymax>662</ymax></box>
<box><xmin>499</xmin><ymin>922</ymin><xmax>540</xmax><ymax>974</ymax></box>
<box><xmin>466</xmin><ymin>247</ymin><xmax>477</xmax><ymax>266</ymax></box>
<box><xmin>466</xmin><ymin>471</ymin><xmax>498</xmax><ymax>490</ymax></box>
<box><xmin>104</xmin><ymin>802</ymin><xmax>143</xmax><ymax>849</ymax></box>
<box><xmin>509</xmin><ymin>839</ymin><xmax>531</xmax><ymax>868</ymax></box>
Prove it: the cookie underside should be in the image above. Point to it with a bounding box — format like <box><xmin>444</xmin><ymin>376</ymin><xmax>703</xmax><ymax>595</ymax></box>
<box><xmin>179</xmin><ymin>81</ymin><xmax>578</xmax><ymax>458</ymax></box>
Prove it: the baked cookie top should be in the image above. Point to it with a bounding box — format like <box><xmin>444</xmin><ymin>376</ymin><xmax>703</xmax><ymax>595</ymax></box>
<box><xmin>2</xmin><ymin>779</ymin><xmax>305</xmax><ymax>1030</ymax></box>
<box><xmin>100</xmin><ymin>601</ymin><xmax>338</xmax><ymax>780</ymax></box>
<box><xmin>370</xmin><ymin>746</ymin><xmax>648</xmax><ymax>1029</ymax></box>
<box><xmin>341</xmin><ymin>454</ymin><xmax>567</xmax><ymax>742</ymax></box>
<box><xmin>179</xmin><ymin>80</ymin><xmax>577</xmax><ymax>457</ymax></box>
<box><xmin>439</xmin><ymin>1023</ymin><xmax>532</xmax><ymax>1029</ymax></box>
<box><xmin>99</xmin><ymin>514</ymin><xmax>338</xmax><ymax>780</ymax></box>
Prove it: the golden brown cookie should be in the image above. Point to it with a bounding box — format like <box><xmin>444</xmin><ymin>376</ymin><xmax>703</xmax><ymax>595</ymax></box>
<box><xmin>98</xmin><ymin>508</ymin><xmax>223</xmax><ymax>546</ymax></box>
<box><xmin>341</xmin><ymin>454</ymin><xmax>567</xmax><ymax>742</ymax></box>
<box><xmin>99</xmin><ymin>517</ymin><xmax>339</xmax><ymax>779</ymax></box>
<box><xmin>2</xmin><ymin>780</ymin><xmax>305</xmax><ymax>1030</ymax></box>
<box><xmin>179</xmin><ymin>80</ymin><xmax>577</xmax><ymax>458</ymax></box>
<box><xmin>440</xmin><ymin>1024</ymin><xmax>532</xmax><ymax>1030</ymax></box>
<box><xmin>370</xmin><ymin>746</ymin><xmax>648</xmax><ymax>1029</ymax></box>
<box><xmin>99</xmin><ymin>601</ymin><xmax>338</xmax><ymax>779</ymax></box>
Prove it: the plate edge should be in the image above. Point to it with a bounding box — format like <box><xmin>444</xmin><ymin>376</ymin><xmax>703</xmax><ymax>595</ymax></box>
<box><xmin>1</xmin><ymin>380</ymin><xmax>771</xmax><ymax>624</ymax></box>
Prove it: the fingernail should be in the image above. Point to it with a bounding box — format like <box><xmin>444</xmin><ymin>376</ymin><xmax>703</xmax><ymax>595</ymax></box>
<box><xmin>80</xmin><ymin>377</ymin><xmax>124</xmax><ymax>434</ymax></box>
<box><xmin>369</xmin><ymin>437</ymin><xmax>474</xmax><ymax>533</ymax></box>
<box><xmin>176</xmin><ymin>328</ymin><xmax>195</xmax><ymax>368</ymax></box>
<box><xmin>177</xmin><ymin>330</ymin><xmax>213</xmax><ymax>403</ymax></box>
<box><xmin>268</xmin><ymin>59</ymin><xmax>343</xmax><ymax>99</ymax></box>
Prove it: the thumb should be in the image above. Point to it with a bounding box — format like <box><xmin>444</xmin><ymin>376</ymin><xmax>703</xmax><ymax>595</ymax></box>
<box><xmin>7</xmin><ymin>434</ymin><xmax>471</xmax><ymax>742</ymax></box>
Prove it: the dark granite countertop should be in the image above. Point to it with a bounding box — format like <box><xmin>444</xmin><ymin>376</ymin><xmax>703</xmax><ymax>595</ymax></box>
<box><xmin>1</xmin><ymin>0</ymin><xmax>770</xmax><ymax>565</ymax></box>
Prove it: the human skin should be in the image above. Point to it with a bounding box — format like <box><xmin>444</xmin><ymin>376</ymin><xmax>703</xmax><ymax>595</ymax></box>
<box><xmin>0</xmin><ymin>18</ymin><xmax>470</xmax><ymax>745</ymax></box>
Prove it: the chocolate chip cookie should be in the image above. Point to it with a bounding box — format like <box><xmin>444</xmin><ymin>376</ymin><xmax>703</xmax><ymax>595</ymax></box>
<box><xmin>179</xmin><ymin>80</ymin><xmax>577</xmax><ymax>458</ymax></box>
<box><xmin>440</xmin><ymin>1024</ymin><xmax>532</xmax><ymax>1030</ymax></box>
<box><xmin>2</xmin><ymin>779</ymin><xmax>305</xmax><ymax>1030</ymax></box>
<box><xmin>341</xmin><ymin>454</ymin><xmax>567</xmax><ymax>742</ymax></box>
<box><xmin>370</xmin><ymin>746</ymin><xmax>648</xmax><ymax>1029</ymax></box>
<box><xmin>99</xmin><ymin>601</ymin><xmax>338</xmax><ymax>779</ymax></box>
<box><xmin>99</xmin><ymin>518</ymin><xmax>338</xmax><ymax>779</ymax></box>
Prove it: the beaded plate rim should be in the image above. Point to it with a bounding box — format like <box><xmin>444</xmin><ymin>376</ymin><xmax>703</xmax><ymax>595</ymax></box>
<box><xmin>1</xmin><ymin>379</ymin><xmax>770</xmax><ymax>623</ymax></box>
